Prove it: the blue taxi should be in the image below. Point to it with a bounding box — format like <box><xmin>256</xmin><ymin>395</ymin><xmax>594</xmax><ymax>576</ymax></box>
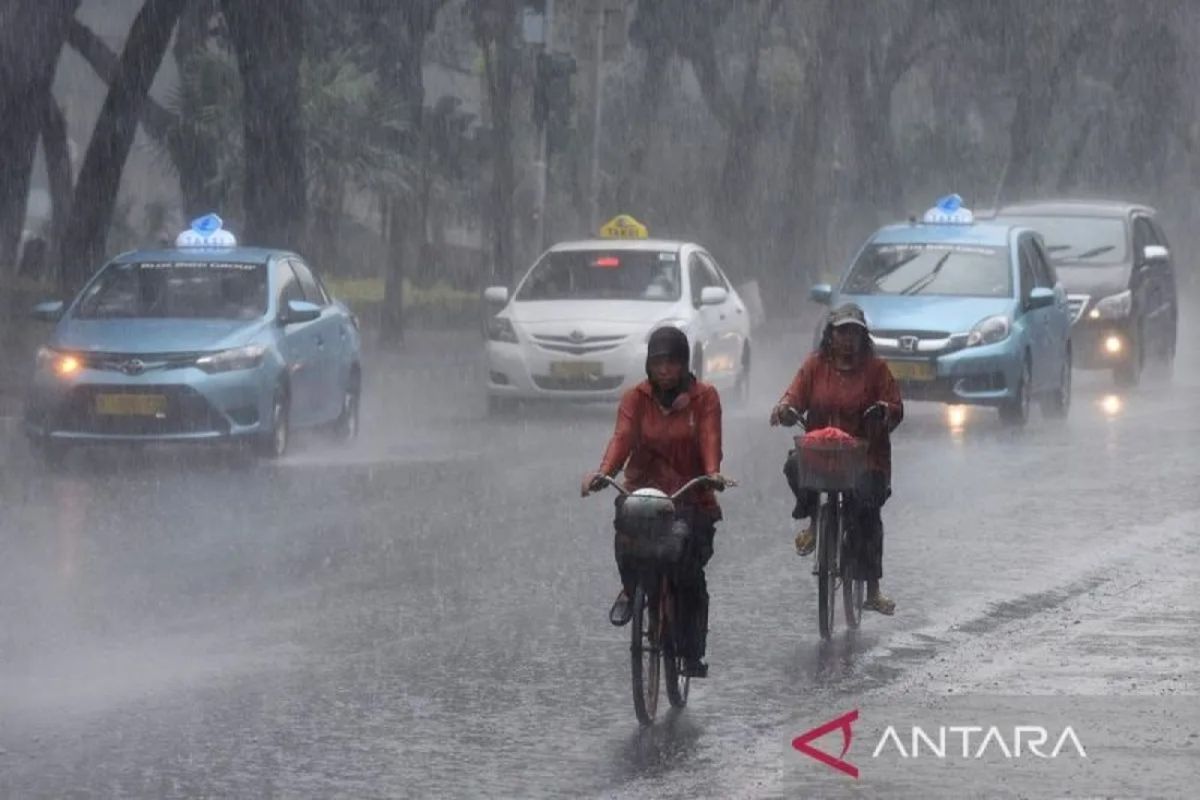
<box><xmin>810</xmin><ymin>196</ymin><xmax>1073</xmax><ymax>425</ymax></box>
<box><xmin>24</xmin><ymin>215</ymin><xmax>363</xmax><ymax>461</ymax></box>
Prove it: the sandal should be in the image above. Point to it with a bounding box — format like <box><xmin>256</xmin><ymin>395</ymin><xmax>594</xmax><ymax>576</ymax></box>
<box><xmin>864</xmin><ymin>593</ymin><xmax>896</xmax><ymax>616</ymax></box>
<box><xmin>794</xmin><ymin>526</ymin><xmax>815</xmax><ymax>556</ymax></box>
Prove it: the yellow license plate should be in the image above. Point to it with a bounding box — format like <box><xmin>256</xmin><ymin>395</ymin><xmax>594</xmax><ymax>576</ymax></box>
<box><xmin>549</xmin><ymin>361</ymin><xmax>603</xmax><ymax>379</ymax></box>
<box><xmin>95</xmin><ymin>393</ymin><xmax>168</xmax><ymax>416</ymax></box>
<box><xmin>886</xmin><ymin>360</ymin><xmax>935</xmax><ymax>382</ymax></box>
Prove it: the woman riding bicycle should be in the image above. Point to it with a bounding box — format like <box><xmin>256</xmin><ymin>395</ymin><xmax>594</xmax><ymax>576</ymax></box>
<box><xmin>769</xmin><ymin>303</ymin><xmax>903</xmax><ymax>615</ymax></box>
<box><xmin>581</xmin><ymin>325</ymin><xmax>728</xmax><ymax>678</ymax></box>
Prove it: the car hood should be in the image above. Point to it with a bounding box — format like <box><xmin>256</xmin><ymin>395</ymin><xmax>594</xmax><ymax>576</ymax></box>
<box><xmin>1052</xmin><ymin>264</ymin><xmax>1132</xmax><ymax>298</ymax></box>
<box><xmin>52</xmin><ymin>318</ymin><xmax>268</xmax><ymax>354</ymax></box>
<box><xmin>840</xmin><ymin>294</ymin><xmax>1016</xmax><ymax>334</ymax></box>
<box><xmin>507</xmin><ymin>299</ymin><xmax>681</xmax><ymax>326</ymax></box>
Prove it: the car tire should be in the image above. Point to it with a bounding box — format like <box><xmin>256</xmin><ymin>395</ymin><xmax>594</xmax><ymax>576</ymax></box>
<box><xmin>1040</xmin><ymin>348</ymin><xmax>1071</xmax><ymax>419</ymax></box>
<box><xmin>257</xmin><ymin>387</ymin><xmax>289</xmax><ymax>459</ymax></box>
<box><xmin>999</xmin><ymin>358</ymin><xmax>1031</xmax><ymax>427</ymax></box>
<box><xmin>333</xmin><ymin>369</ymin><xmax>361</xmax><ymax>443</ymax></box>
<box><xmin>487</xmin><ymin>395</ymin><xmax>517</xmax><ymax>417</ymax></box>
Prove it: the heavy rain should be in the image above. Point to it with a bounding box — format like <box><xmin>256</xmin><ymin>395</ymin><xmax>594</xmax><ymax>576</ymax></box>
<box><xmin>1</xmin><ymin>1</ymin><xmax>1198</xmax><ymax>798</ymax></box>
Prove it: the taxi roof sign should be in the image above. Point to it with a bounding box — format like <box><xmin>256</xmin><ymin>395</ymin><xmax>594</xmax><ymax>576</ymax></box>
<box><xmin>599</xmin><ymin>214</ymin><xmax>648</xmax><ymax>240</ymax></box>
<box><xmin>176</xmin><ymin>212</ymin><xmax>237</xmax><ymax>247</ymax></box>
<box><xmin>921</xmin><ymin>194</ymin><xmax>974</xmax><ymax>225</ymax></box>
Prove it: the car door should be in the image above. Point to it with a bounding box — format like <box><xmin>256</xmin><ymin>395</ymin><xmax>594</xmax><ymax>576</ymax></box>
<box><xmin>287</xmin><ymin>257</ymin><xmax>342</xmax><ymax>421</ymax></box>
<box><xmin>687</xmin><ymin>251</ymin><xmax>728</xmax><ymax>380</ymax></box>
<box><xmin>272</xmin><ymin>258</ymin><xmax>321</xmax><ymax>425</ymax></box>
<box><xmin>1133</xmin><ymin>215</ymin><xmax>1171</xmax><ymax>355</ymax></box>
<box><xmin>1149</xmin><ymin>217</ymin><xmax>1178</xmax><ymax>354</ymax></box>
<box><xmin>699</xmin><ymin>251</ymin><xmax>749</xmax><ymax>359</ymax></box>
<box><xmin>1031</xmin><ymin>236</ymin><xmax>1070</xmax><ymax>382</ymax></box>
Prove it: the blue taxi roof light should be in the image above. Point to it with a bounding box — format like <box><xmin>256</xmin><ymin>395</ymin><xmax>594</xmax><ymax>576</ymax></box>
<box><xmin>176</xmin><ymin>212</ymin><xmax>237</xmax><ymax>247</ymax></box>
<box><xmin>922</xmin><ymin>193</ymin><xmax>974</xmax><ymax>225</ymax></box>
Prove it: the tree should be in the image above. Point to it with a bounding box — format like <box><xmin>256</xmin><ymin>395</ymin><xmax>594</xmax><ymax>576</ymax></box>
<box><xmin>59</xmin><ymin>0</ymin><xmax>190</xmax><ymax>292</ymax></box>
<box><xmin>0</xmin><ymin>0</ymin><xmax>81</xmax><ymax>270</ymax></box>
<box><xmin>221</xmin><ymin>0</ymin><xmax>308</xmax><ymax>249</ymax></box>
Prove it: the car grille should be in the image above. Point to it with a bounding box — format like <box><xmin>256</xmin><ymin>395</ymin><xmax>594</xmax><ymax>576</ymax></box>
<box><xmin>77</xmin><ymin>351</ymin><xmax>204</xmax><ymax>375</ymax></box>
<box><xmin>1066</xmin><ymin>295</ymin><xmax>1090</xmax><ymax>325</ymax></box>
<box><xmin>56</xmin><ymin>385</ymin><xmax>229</xmax><ymax>436</ymax></box>
<box><xmin>532</xmin><ymin>374</ymin><xmax>625</xmax><ymax>392</ymax></box>
<box><xmin>872</xmin><ymin>330</ymin><xmax>963</xmax><ymax>355</ymax></box>
<box><xmin>531</xmin><ymin>333</ymin><xmax>627</xmax><ymax>356</ymax></box>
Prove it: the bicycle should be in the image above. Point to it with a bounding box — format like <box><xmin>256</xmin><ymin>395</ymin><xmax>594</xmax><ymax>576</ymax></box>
<box><xmin>592</xmin><ymin>474</ymin><xmax>727</xmax><ymax>725</ymax></box>
<box><xmin>780</xmin><ymin>406</ymin><xmax>879</xmax><ymax>639</ymax></box>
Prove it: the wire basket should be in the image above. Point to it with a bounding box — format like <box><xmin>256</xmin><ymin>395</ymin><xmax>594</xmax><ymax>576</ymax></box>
<box><xmin>616</xmin><ymin>494</ymin><xmax>687</xmax><ymax>564</ymax></box>
<box><xmin>792</xmin><ymin>435</ymin><xmax>868</xmax><ymax>491</ymax></box>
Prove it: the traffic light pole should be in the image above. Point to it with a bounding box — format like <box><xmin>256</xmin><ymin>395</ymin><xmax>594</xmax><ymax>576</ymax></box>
<box><xmin>533</xmin><ymin>0</ymin><xmax>554</xmax><ymax>255</ymax></box>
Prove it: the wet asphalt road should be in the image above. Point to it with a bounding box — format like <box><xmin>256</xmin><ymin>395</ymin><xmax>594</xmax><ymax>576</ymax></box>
<box><xmin>1</xmin><ymin>317</ymin><xmax>1198</xmax><ymax>798</ymax></box>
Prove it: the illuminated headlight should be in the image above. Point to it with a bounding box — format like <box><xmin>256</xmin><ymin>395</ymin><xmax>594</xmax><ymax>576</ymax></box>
<box><xmin>1091</xmin><ymin>290</ymin><xmax>1132</xmax><ymax>320</ymax></box>
<box><xmin>1104</xmin><ymin>335</ymin><xmax>1123</xmax><ymax>354</ymax></box>
<box><xmin>37</xmin><ymin>346</ymin><xmax>82</xmax><ymax>377</ymax></box>
<box><xmin>196</xmin><ymin>344</ymin><xmax>266</xmax><ymax>373</ymax></box>
<box><xmin>966</xmin><ymin>315</ymin><xmax>1011</xmax><ymax>347</ymax></box>
<box><xmin>486</xmin><ymin>316</ymin><xmax>518</xmax><ymax>343</ymax></box>
<box><xmin>646</xmin><ymin>319</ymin><xmax>690</xmax><ymax>341</ymax></box>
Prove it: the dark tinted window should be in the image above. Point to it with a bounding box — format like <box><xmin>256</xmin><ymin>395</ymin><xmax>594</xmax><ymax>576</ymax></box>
<box><xmin>274</xmin><ymin>260</ymin><xmax>305</xmax><ymax>307</ymax></box>
<box><xmin>290</xmin><ymin>259</ymin><xmax>329</xmax><ymax>306</ymax></box>
<box><xmin>844</xmin><ymin>242</ymin><xmax>1013</xmax><ymax>298</ymax></box>
<box><xmin>74</xmin><ymin>260</ymin><xmax>268</xmax><ymax>320</ymax></box>
<box><xmin>1001</xmin><ymin>215</ymin><xmax>1127</xmax><ymax>264</ymax></box>
<box><xmin>516</xmin><ymin>249</ymin><xmax>681</xmax><ymax>301</ymax></box>
<box><xmin>689</xmin><ymin>253</ymin><xmax>722</xmax><ymax>306</ymax></box>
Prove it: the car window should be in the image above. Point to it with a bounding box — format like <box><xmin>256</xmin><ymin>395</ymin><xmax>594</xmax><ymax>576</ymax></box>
<box><xmin>515</xmin><ymin>249</ymin><xmax>681</xmax><ymax>302</ymax></box>
<box><xmin>1133</xmin><ymin>216</ymin><xmax>1156</xmax><ymax>261</ymax></box>
<box><xmin>999</xmin><ymin>215</ymin><xmax>1127</xmax><ymax>264</ymax></box>
<box><xmin>688</xmin><ymin>253</ymin><xmax>721</xmax><ymax>306</ymax></box>
<box><xmin>73</xmin><ymin>260</ymin><xmax>268</xmax><ymax>320</ymax></box>
<box><xmin>274</xmin><ymin>259</ymin><xmax>305</xmax><ymax>308</ymax></box>
<box><xmin>1018</xmin><ymin>240</ymin><xmax>1036</xmax><ymax>303</ymax></box>
<box><xmin>843</xmin><ymin>242</ymin><xmax>1013</xmax><ymax>298</ymax></box>
<box><xmin>697</xmin><ymin>252</ymin><xmax>730</xmax><ymax>291</ymax></box>
<box><xmin>1031</xmin><ymin>238</ymin><xmax>1058</xmax><ymax>288</ymax></box>
<box><xmin>289</xmin><ymin>258</ymin><xmax>329</xmax><ymax>306</ymax></box>
<box><xmin>1024</xmin><ymin>238</ymin><xmax>1054</xmax><ymax>289</ymax></box>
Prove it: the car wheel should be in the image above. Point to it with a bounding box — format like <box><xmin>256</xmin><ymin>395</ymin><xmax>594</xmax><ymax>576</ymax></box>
<box><xmin>999</xmin><ymin>358</ymin><xmax>1031</xmax><ymax>427</ymax></box>
<box><xmin>333</xmin><ymin>371</ymin><xmax>361</xmax><ymax>443</ymax></box>
<box><xmin>487</xmin><ymin>395</ymin><xmax>517</xmax><ymax>417</ymax></box>
<box><xmin>1040</xmin><ymin>348</ymin><xmax>1071</xmax><ymax>419</ymax></box>
<box><xmin>257</xmin><ymin>387</ymin><xmax>289</xmax><ymax>459</ymax></box>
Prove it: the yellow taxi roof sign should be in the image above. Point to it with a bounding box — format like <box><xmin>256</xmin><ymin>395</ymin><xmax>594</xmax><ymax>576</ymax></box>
<box><xmin>599</xmin><ymin>214</ymin><xmax>648</xmax><ymax>240</ymax></box>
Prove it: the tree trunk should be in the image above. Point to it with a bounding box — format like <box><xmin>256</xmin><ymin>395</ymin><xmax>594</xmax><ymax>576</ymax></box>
<box><xmin>477</xmin><ymin>5</ymin><xmax>519</xmax><ymax>288</ymax></box>
<box><xmin>172</xmin><ymin>0</ymin><xmax>223</xmax><ymax>216</ymax></box>
<box><xmin>221</xmin><ymin>0</ymin><xmax>307</xmax><ymax>250</ymax></box>
<box><xmin>59</xmin><ymin>0</ymin><xmax>189</xmax><ymax>293</ymax></box>
<box><xmin>0</xmin><ymin>0</ymin><xmax>80</xmax><ymax>270</ymax></box>
<box><xmin>41</xmin><ymin>93</ymin><xmax>73</xmax><ymax>280</ymax></box>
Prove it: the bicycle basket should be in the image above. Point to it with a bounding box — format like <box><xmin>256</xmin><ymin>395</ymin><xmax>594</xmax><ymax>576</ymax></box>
<box><xmin>792</xmin><ymin>432</ymin><xmax>868</xmax><ymax>491</ymax></box>
<box><xmin>616</xmin><ymin>489</ymin><xmax>686</xmax><ymax>564</ymax></box>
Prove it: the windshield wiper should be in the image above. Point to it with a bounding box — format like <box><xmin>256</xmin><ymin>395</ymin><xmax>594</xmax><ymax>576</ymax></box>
<box><xmin>1045</xmin><ymin>244</ymin><xmax>1071</xmax><ymax>252</ymax></box>
<box><xmin>1072</xmin><ymin>245</ymin><xmax>1115</xmax><ymax>260</ymax></box>
<box><xmin>898</xmin><ymin>251</ymin><xmax>952</xmax><ymax>295</ymax></box>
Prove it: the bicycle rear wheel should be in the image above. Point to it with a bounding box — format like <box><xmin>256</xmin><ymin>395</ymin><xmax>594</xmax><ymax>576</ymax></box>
<box><xmin>817</xmin><ymin>499</ymin><xmax>838</xmax><ymax>640</ymax></box>
<box><xmin>630</xmin><ymin>582</ymin><xmax>661</xmax><ymax>725</ymax></box>
<box><xmin>840</xmin><ymin>504</ymin><xmax>865</xmax><ymax>629</ymax></box>
<box><xmin>661</xmin><ymin>575</ymin><xmax>690</xmax><ymax>708</ymax></box>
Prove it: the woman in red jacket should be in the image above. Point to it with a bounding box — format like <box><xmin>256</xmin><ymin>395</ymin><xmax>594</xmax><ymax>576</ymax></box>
<box><xmin>582</xmin><ymin>326</ymin><xmax>728</xmax><ymax>678</ymax></box>
<box><xmin>770</xmin><ymin>303</ymin><xmax>903</xmax><ymax>615</ymax></box>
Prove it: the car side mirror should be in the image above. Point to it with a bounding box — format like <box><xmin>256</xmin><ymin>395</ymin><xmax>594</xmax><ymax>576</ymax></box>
<box><xmin>1142</xmin><ymin>244</ymin><xmax>1169</xmax><ymax>264</ymax></box>
<box><xmin>809</xmin><ymin>283</ymin><xmax>833</xmax><ymax>305</ymax></box>
<box><xmin>1027</xmin><ymin>287</ymin><xmax>1056</xmax><ymax>311</ymax></box>
<box><xmin>483</xmin><ymin>286</ymin><xmax>509</xmax><ymax>305</ymax></box>
<box><xmin>280</xmin><ymin>299</ymin><xmax>321</xmax><ymax>325</ymax></box>
<box><xmin>31</xmin><ymin>300</ymin><xmax>64</xmax><ymax>322</ymax></box>
<box><xmin>700</xmin><ymin>286</ymin><xmax>728</xmax><ymax>306</ymax></box>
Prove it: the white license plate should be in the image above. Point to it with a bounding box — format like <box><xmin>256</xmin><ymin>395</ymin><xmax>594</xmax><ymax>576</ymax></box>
<box><xmin>549</xmin><ymin>361</ymin><xmax>603</xmax><ymax>379</ymax></box>
<box><xmin>886</xmin><ymin>360</ymin><xmax>935</xmax><ymax>382</ymax></box>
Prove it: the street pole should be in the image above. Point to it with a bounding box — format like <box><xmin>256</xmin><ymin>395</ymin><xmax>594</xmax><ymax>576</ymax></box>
<box><xmin>588</xmin><ymin>7</ymin><xmax>605</xmax><ymax>232</ymax></box>
<box><xmin>533</xmin><ymin>0</ymin><xmax>553</xmax><ymax>255</ymax></box>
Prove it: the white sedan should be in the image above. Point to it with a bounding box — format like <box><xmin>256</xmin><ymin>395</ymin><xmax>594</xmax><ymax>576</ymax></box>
<box><xmin>484</xmin><ymin>238</ymin><xmax>752</xmax><ymax>411</ymax></box>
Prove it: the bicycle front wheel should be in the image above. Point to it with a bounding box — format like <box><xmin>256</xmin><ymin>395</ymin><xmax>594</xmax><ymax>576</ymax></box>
<box><xmin>631</xmin><ymin>582</ymin><xmax>661</xmax><ymax>725</ymax></box>
<box><xmin>661</xmin><ymin>575</ymin><xmax>690</xmax><ymax>709</ymax></box>
<box><xmin>817</xmin><ymin>500</ymin><xmax>838</xmax><ymax>640</ymax></box>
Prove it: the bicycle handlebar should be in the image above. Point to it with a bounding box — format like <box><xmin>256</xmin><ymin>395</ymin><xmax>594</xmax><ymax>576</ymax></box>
<box><xmin>593</xmin><ymin>473</ymin><xmax>730</xmax><ymax>500</ymax></box>
<box><xmin>778</xmin><ymin>402</ymin><xmax>888</xmax><ymax>432</ymax></box>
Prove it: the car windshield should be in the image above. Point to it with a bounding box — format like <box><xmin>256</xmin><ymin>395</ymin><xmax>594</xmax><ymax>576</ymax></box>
<box><xmin>843</xmin><ymin>242</ymin><xmax>1013</xmax><ymax>298</ymax></box>
<box><xmin>74</xmin><ymin>260</ymin><xmax>269</xmax><ymax>320</ymax></box>
<box><xmin>999</xmin><ymin>215</ymin><xmax>1128</xmax><ymax>264</ymax></box>
<box><xmin>515</xmin><ymin>249</ymin><xmax>682</xmax><ymax>302</ymax></box>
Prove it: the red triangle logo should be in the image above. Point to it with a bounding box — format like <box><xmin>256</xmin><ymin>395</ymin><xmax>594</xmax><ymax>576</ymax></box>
<box><xmin>792</xmin><ymin>709</ymin><xmax>859</xmax><ymax>778</ymax></box>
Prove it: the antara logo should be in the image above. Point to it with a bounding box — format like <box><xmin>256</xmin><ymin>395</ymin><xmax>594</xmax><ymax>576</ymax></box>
<box><xmin>793</xmin><ymin>710</ymin><xmax>1087</xmax><ymax>779</ymax></box>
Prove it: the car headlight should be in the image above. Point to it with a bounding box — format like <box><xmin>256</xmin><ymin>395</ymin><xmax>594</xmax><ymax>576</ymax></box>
<box><xmin>646</xmin><ymin>319</ymin><xmax>690</xmax><ymax>341</ymax></box>
<box><xmin>195</xmin><ymin>344</ymin><xmax>266</xmax><ymax>373</ymax></box>
<box><xmin>37</xmin><ymin>346</ymin><xmax>82</xmax><ymax>377</ymax></box>
<box><xmin>486</xmin><ymin>316</ymin><xmax>518</xmax><ymax>343</ymax></box>
<box><xmin>1089</xmin><ymin>289</ymin><xmax>1132</xmax><ymax>320</ymax></box>
<box><xmin>966</xmin><ymin>315</ymin><xmax>1011</xmax><ymax>347</ymax></box>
